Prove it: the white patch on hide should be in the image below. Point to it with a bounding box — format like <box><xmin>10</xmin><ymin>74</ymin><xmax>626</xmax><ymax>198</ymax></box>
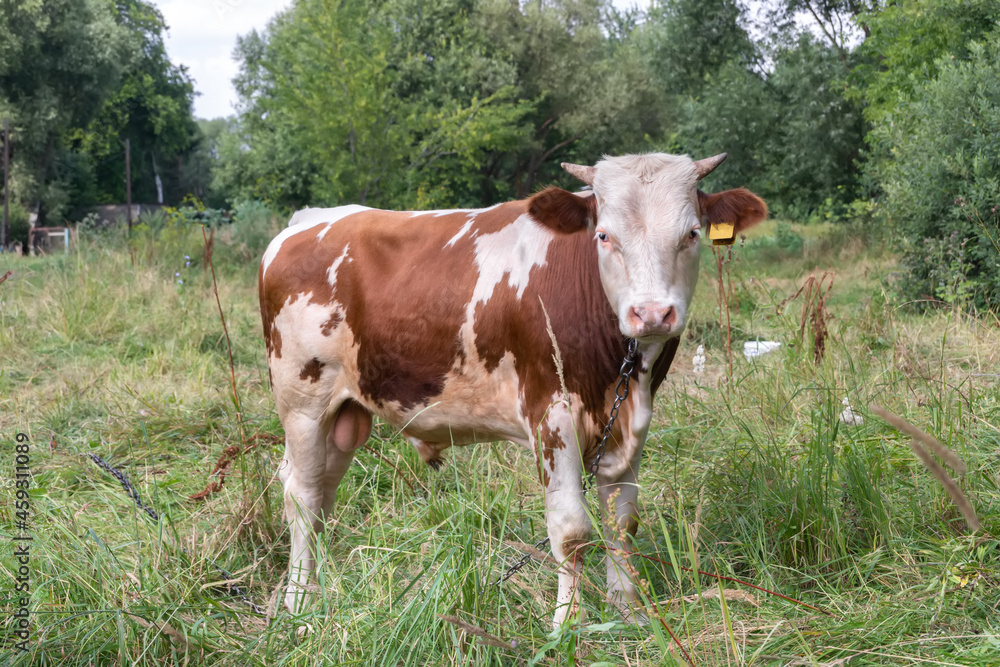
<box><xmin>261</xmin><ymin>205</ymin><xmax>371</xmax><ymax>279</ymax></box>
<box><xmin>471</xmin><ymin>213</ymin><xmax>554</xmax><ymax>305</ymax></box>
<box><xmin>325</xmin><ymin>244</ymin><xmax>351</xmax><ymax>288</ymax></box>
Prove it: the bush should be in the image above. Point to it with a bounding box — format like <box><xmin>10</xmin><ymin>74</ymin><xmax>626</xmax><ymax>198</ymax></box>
<box><xmin>774</xmin><ymin>221</ymin><xmax>804</xmax><ymax>254</ymax></box>
<box><xmin>870</xmin><ymin>32</ymin><xmax>1000</xmax><ymax>310</ymax></box>
<box><xmin>220</xmin><ymin>200</ymin><xmax>283</xmax><ymax>265</ymax></box>
<box><xmin>5</xmin><ymin>201</ymin><xmax>31</xmax><ymax>251</ymax></box>
<box><xmin>136</xmin><ymin>209</ymin><xmax>168</xmax><ymax>230</ymax></box>
<box><xmin>164</xmin><ymin>196</ymin><xmax>228</xmax><ymax>229</ymax></box>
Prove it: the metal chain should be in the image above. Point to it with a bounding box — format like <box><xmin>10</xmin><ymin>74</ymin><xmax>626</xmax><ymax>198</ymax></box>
<box><xmin>85</xmin><ymin>453</ymin><xmax>264</xmax><ymax>615</ymax></box>
<box><xmin>586</xmin><ymin>337</ymin><xmax>640</xmax><ymax>489</ymax></box>
<box><xmin>492</xmin><ymin>338</ymin><xmax>640</xmax><ymax>586</ymax></box>
<box><xmin>87</xmin><ymin>453</ymin><xmax>159</xmax><ymax>521</ymax></box>
<box><xmin>492</xmin><ymin>535</ymin><xmax>553</xmax><ymax>586</ymax></box>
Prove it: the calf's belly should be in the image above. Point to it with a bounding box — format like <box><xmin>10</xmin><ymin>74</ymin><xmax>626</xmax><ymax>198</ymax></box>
<box><xmin>366</xmin><ymin>388</ymin><xmax>529</xmax><ymax>447</ymax></box>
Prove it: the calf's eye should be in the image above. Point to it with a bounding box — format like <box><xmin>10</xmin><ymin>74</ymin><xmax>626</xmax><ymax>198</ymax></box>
<box><xmin>689</xmin><ymin>228</ymin><xmax>700</xmax><ymax>240</ymax></box>
<box><xmin>597</xmin><ymin>231</ymin><xmax>609</xmax><ymax>242</ymax></box>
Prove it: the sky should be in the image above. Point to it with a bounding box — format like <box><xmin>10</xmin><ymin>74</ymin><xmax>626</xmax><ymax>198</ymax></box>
<box><xmin>159</xmin><ymin>0</ymin><xmax>294</xmax><ymax>120</ymax></box>
<box><xmin>160</xmin><ymin>0</ymin><xmax>659</xmax><ymax>120</ymax></box>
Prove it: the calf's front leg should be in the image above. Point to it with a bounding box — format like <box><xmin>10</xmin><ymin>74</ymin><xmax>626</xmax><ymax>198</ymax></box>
<box><xmin>598</xmin><ymin>460</ymin><xmax>647</xmax><ymax>624</ymax></box>
<box><xmin>539</xmin><ymin>407</ymin><xmax>591</xmax><ymax>629</ymax></box>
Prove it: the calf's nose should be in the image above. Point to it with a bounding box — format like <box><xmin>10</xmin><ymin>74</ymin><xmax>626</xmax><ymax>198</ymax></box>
<box><xmin>627</xmin><ymin>303</ymin><xmax>676</xmax><ymax>336</ymax></box>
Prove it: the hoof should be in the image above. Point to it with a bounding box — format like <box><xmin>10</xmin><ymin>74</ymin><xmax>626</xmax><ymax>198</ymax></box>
<box><xmin>426</xmin><ymin>458</ymin><xmax>444</xmax><ymax>471</ymax></box>
<box><xmin>295</xmin><ymin>623</ymin><xmax>313</xmax><ymax>640</ymax></box>
<box><xmin>609</xmin><ymin>591</ymin><xmax>649</xmax><ymax>626</ymax></box>
<box><xmin>551</xmin><ymin>603</ymin><xmax>586</xmax><ymax>631</ymax></box>
<box><xmin>621</xmin><ymin>607</ymin><xmax>649</xmax><ymax>627</ymax></box>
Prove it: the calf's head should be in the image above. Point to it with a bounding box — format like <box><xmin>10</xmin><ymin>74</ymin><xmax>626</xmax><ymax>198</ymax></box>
<box><xmin>529</xmin><ymin>153</ymin><xmax>767</xmax><ymax>340</ymax></box>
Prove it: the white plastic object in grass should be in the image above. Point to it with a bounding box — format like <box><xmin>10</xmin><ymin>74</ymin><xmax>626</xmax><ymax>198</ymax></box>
<box><xmin>693</xmin><ymin>345</ymin><xmax>706</xmax><ymax>373</ymax></box>
<box><xmin>743</xmin><ymin>340</ymin><xmax>781</xmax><ymax>361</ymax></box>
<box><xmin>839</xmin><ymin>397</ymin><xmax>864</xmax><ymax>426</ymax></box>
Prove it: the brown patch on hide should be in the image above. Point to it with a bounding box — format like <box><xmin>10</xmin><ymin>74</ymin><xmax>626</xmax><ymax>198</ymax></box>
<box><xmin>473</xmin><ymin>227</ymin><xmax>628</xmax><ymax>434</ymax></box>
<box><xmin>320</xmin><ymin>311</ymin><xmax>343</xmax><ymax>336</ymax></box>
<box><xmin>649</xmin><ymin>337</ymin><xmax>681</xmax><ymax>395</ymax></box>
<box><xmin>259</xmin><ymin>214</ymin><xmax>363</xmax><ymax>360</ymax></box>
<box><xmin>299</xmin><ymin>357</ymin><xmax>325</xmax><ymax>383</ymax></box>
<box><xmin>313</xmin><ymin>202</ymin><xmax>525</xmax><ymax>410</ymax></box>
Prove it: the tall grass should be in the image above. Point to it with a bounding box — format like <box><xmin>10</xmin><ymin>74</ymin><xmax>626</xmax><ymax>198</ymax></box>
<box><xmin>0</xmin><ymin>218</ymin><xmax>997</xmax><ymax>665</ymax></box>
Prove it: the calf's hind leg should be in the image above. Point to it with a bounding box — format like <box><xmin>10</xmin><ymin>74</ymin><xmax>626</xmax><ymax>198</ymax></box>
<box><xmin>280</xmin><ymin>410</ymin><xmax>330</xmax><ymax>614</ymax></box>
<box><xmin>281</xmin><ymin>399</ymin><xmax>372</xmax><ymax>614</ymax></box>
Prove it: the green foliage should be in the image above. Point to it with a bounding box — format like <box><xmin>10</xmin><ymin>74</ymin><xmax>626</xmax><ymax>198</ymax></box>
<box><xmin>5</xmin><ymin>199</ymin><xmax>31</xmax><ymax>249</ymax></box>
<box><xmin>868</xmin><ymin>31</ymin><xmax>1000</xmax><ymax>309</ymax></box>
<box><xmin>662</xmin><ymin>29</ymin><xmax>865</xmax><ymax>218</ymax></box>
<box><xmin>774</xmin><ymin>221</ymin><xmax>805</xmax><ymax>254</ymax></box>
<box><xmin>163</xmin><ymin>197</ymin><xmax>227</xmax><ymax>228</ymax></box>
<box><xmin>222</xmin><ymin>0</ymin><xmax>530</xmax><ymax>209</ymax></box>
<box><xmin>764</xmin><ymin>36</ymin><xmax>866</xmax><ymax>217</ymax></box>
<box><xmin>222</xmin><ymin>0</ymin><xmax>662</xmax><ymax>209</ymax></box>
<box><xmin>643</xmin><ymin>0</ymin><xmax>757</xmax><ymax>97</ymax></box>
<box><xmin>853</xmin><ymin>0</ymin><xmax>1000</xmax><ymax>127</ymax></box>
<box><xmin>0</xmin><ymin>0</ymin><xmax>198</xmax><ymax>221</ymax></box>
<box><xmin>69</xmin><ymin>0</ymin><xmax>198</xmax><ymax>209</ymax></box>
<box><xmin>0</xmin><ymin>0</ymin><xmax>132</xmax><ymax>218</ymax></box>
<box><xmin>223</xmin><ymin>200</ymin><xmax>283</xmax><ymax>265</ymax></box>
<box><xmin>181</xmin><ymin>117</ymin><xmax>236</xmax><ymax>209</ymax></box>
<box><xmin>135</xmin><ymin>207</ymin><xmax>167</xmax><ymax>230</ymax></box>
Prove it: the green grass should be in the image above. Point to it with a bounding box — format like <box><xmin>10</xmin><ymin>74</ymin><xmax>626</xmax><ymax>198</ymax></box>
<box><xmin>1</xmin><ymin>219</ymin><xmax>998</xmax><ymax>665</ymax></box>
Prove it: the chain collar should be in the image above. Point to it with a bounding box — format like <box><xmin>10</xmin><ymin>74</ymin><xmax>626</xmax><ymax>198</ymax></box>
<box><xmin>586</xmin><ymin>337</ymin><xmax>640</xmax><ymax>488</ymax></box>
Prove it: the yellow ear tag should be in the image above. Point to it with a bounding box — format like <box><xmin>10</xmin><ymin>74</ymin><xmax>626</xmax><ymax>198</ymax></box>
<box><xmin>709</xmin><ymin>221</ymin><xmax>736</xmax><ymax>246</ymax></box>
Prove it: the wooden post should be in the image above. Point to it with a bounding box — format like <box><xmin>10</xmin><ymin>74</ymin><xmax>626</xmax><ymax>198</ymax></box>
<box><xmin>125</xmin><ymin>138</ymin><xmax>132</xmax><ymax>234</ymax></box>
<box><xmin>2</xmin><ymin>116</ymin><xmax>9</xmax><ymax>250</ymax></box>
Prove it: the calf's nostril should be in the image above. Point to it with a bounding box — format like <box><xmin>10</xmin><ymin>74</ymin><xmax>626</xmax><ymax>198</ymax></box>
<box><xmin>628</xmin><ymin>306</ymin><xmax>646</xmax><ymax>327</ymax></box>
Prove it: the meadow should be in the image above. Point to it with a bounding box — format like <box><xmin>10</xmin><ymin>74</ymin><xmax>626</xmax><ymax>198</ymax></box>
<box><xmin>1</xmin><ymin>211</ymin><xmax>997</xmax><ymax>666</ymax></box>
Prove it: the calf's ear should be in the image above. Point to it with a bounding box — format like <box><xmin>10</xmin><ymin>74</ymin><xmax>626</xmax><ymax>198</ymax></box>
<box><xmin>528</xmin><ymin>187</ymin><xmax>596</xmax><ymax>234</ymax></box>
<box><xmin>698</xmin><ymin>188</ymin><xmax>768</xmax><ymax>237</ymax></box>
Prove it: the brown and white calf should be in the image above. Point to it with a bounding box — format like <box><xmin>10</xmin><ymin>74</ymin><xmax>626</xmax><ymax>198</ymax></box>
<box><xmin>259</xmin><ymin>152</ymin><xmax>767</xmax><ymax>627</ymax></box>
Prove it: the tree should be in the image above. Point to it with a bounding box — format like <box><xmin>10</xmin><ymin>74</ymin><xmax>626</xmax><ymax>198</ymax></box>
<box><xmin>763</xmin><ymin>34</ymin><xmax>865</xmax><ymax>215</ymax></box>
<box><xmin>0</xmin><ymin>0</ymin><xmax>199</xmax><ymax>222</ymax></box>
<box><xmin>640</xmin><ymin>0</ymin><xmax>865</xmax><ymax>217</ymax></box>
<box><xmin>852</xmin><ymin>0</ymin><xmax>1000</xmax><ymax>127</ymax></box>
<box><xmin>868</xmin><ymin>31</ymin><xmax>1000</xmax><ymax>308</ymax></box>
<box><xmin>641</xmin><ymin>0</ymin><xmax>758</xmax><ymax>97</ymax></box>
<box><xmin>851</xmin><ymin>0</ymin><xmax>1000</xmax><ymax>309</ymax></box>
<box><xmin>71</xmin><ymin>0</ymin><xmax>199</xmax><ymax>208</ymax></box>
<box><xmin>180</xmin><ymin>117</ymin><xmax>233</xmax><ymax>209</ymax></box>
<box><xmin>474</xmin><ymin>0</ymin><xmax>665</xmax><ymax>197</ymax></box>
<box><xmin>0</xmin><ymin>0</ymin><xmax>131</xmax><ymax>219</ymax></box>
<box><xmin>759</xmin><ymin>0</ymin><xmax>884</xmax><ymax>56</ymax></box>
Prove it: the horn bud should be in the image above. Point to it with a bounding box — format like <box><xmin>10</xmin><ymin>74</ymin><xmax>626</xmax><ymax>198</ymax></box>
<box><xmin>561</xmin><ymin>162</ymin><xmax>596</xmax><ymax>186</ymax></box>
<box><xmin>693</xmin><ymin>153</ymin><xmax>728</xmax><ymax>180</ymax></box>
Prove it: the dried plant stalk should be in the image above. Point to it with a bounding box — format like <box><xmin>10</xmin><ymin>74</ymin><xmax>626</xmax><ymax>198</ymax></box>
<box><xmin>672</xmin><ymin>588</ymin><xmax>760</xmax><ymax>608</ymax></box>
<box><xmin>871</xmin><ymin>406</ymin><xmax>980</xmax><ymax>531</ymax></box>
<box><xmin>437</xmin><ymin>614</ymin><xmax>516</xmax><ymax>649</ymax></box>
<box><xmin>777</xmin><ymin>271</ymin><xmax>833</xmax><ymax>364</ymax></box>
